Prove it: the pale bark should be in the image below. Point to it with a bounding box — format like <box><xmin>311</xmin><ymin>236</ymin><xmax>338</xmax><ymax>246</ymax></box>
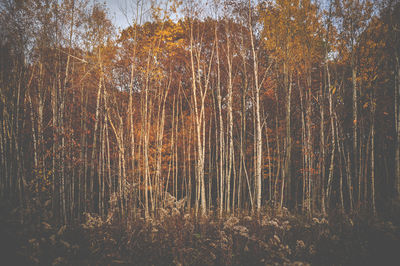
<box><xmin>90</xmin><ymin>54</ymin><xmax>104</xmax><ymax>213</ymax></box>
<box><xmin>215</xmin><ymin>24</ymin><xmax>225</xmax><ymax>216</ymax></box>
<box><xmin>249</xmin><ymin>1</ymin><xmax>262</xmax><ymax>212</ymax></box>
<box><xmin>189</xmin><ymin>19</ymin><xmax>212</xmax><ymax>216</ymax></box>
<box><xmin>320</xmin><ymin>77</ymin><xmax>326</xmax><ymax>215</ymax></box>
<box><xmin>226</xmin><ymin>18</ymin><xmax>234</xmax><ymax>213</ymax></box>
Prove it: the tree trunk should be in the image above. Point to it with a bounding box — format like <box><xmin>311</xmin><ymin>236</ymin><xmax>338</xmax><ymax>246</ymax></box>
<box><xmin>249</xmin><ymin>3</ymin><xmax>262</xmax><ymax>212</ymax></box>
<box><xmin>371</xmin><ymin>95</ymin><xmax>376</xmax><ymax>216</ymax></box>
<box><xmin>395</xmin><ymin>57</ymin><xmax>400</xmax><ymax>200</ymax></box>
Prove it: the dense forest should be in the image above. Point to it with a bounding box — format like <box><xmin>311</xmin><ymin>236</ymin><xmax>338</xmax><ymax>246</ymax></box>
<box><xmin>1</xmin><ymin>0</ymin><xmax>400</xmax><ymax>264</ymax></box>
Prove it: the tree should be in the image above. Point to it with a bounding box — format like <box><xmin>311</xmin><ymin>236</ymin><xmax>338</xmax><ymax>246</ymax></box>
<box><xmin>333</xmin><ymin>0</ymin><xmax>373</xmax><ymax>208</ymax></box>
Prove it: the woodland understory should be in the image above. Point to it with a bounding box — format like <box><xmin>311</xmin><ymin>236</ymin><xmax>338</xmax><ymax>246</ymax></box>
<box><xmin>1</xmin><ymin>198</ymin><xmax>400</xmax><ymax>265</ymax></box>
<box><xmin>1</xmin><ymin>0</ymin><xmax>400</xmax><ymax>264</ymax></box>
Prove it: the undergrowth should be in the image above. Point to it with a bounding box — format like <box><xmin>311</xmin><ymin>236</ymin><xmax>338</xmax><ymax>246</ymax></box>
<box><xmin>1</xmin><ymin>199</ymin><xmax>399</xmax><ymax>265</ymax></box>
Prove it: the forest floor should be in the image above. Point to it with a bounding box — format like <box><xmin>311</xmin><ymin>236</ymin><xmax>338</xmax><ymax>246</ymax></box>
<box><xmin>1</xmin><ymin>200</ymin><xmax>400</xmax><ymax>266</ymax></box>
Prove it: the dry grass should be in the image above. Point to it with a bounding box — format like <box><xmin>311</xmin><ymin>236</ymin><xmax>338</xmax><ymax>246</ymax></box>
<box><xmin>1</xmin><ymin>200</ymin><xmax>400</xmax><ymax>265</ymax></box>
